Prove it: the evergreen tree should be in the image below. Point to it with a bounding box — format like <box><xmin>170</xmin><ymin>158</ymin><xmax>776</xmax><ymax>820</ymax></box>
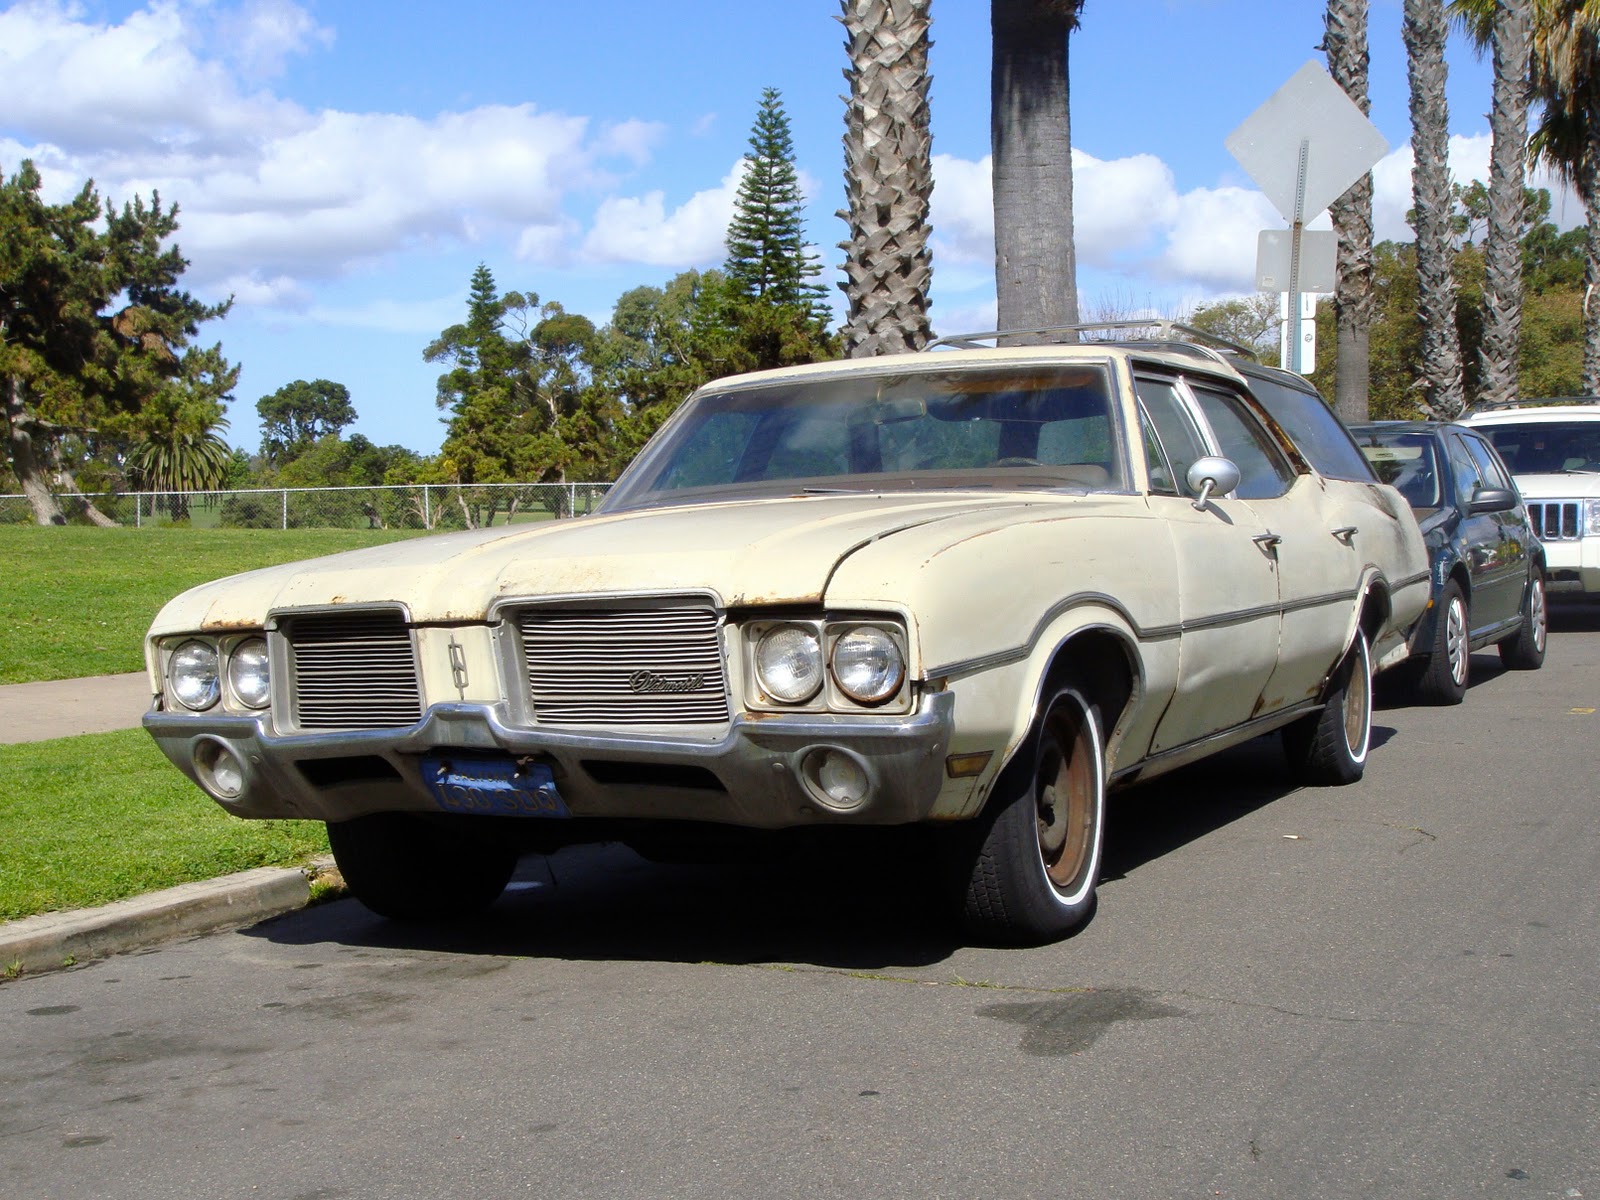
<box><xmin>724</xmin><ymin>88</ymin><xmax>830</xmax><ymax>319</ymax></box>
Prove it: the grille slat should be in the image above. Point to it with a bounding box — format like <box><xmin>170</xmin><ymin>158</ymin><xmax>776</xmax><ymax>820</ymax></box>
<box><xmin>284</xmin><ymin>612</ymin><xmax>422</xmax><ymax>730</ymax></box>
<box><xmin>1528</xmin><ymin>500</ymin><xmax>1582</xmax><ymax>541</ymax></box>
<box><xmin>517</xmin><ymin>603</ymin><xmax>730</xmax><ymax>727</ymax></box>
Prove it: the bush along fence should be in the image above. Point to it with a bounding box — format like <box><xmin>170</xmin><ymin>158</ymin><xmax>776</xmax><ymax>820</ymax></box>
<box><xmin>0</xmin><ymin>482</ymin><xmax>615</xmax><ymax>530</ymax></box>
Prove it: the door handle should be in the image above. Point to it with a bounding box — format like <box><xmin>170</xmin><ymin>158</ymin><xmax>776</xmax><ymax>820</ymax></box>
<box><xmin>1331</xmin><ymin>525</ymin><xmax>1359</xmax><ymax>543</ymax></box>
<box><xmin>1253</xmin><ymin>532</ymin><xmax>1283</xmax><ymax>553</ymax></box>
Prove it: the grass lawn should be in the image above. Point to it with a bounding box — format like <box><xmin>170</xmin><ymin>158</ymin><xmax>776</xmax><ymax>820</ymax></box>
<box><xmin>0</xmin><ymin>728</ymin><xmax>328</xmax><ymax>922</ymax></box>
<box><xmin>0</xmin><ymin>525</ymin><xmax>421</xmax><ymax>684</ymax></box>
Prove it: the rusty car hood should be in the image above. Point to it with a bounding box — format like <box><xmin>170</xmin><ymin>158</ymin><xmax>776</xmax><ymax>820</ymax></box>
<box><xmin>148</xmin><ymin>493</ymin><xmax>1047</xmax><ymax>633</ymax></box>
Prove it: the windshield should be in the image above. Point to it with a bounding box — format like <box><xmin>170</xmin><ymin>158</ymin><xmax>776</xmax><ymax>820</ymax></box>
<box><xmin>600</xmin><ymin>364</ymin><xmax>1124</xmax><ymax>512</ymax></box>
<box><xmin>1472</xmin><ymin>420</ymin><xmax>1600</xmax><ymax>474</ymax></box>
<box><xmin>1352</xmin><ymin>429</ymin><xmax>1442</xmax><ymax>510</ymax></box>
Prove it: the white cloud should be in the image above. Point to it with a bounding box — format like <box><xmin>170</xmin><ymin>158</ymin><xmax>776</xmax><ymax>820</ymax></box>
<box><xmin>580</xmin><ymin>161</ymin><xmax>745</xmax><ymax>267</ymax></box>
<box><xmin>214</xmin><ymin>0</ymin><xmax>334</xmax><ymax>80</ymax></box>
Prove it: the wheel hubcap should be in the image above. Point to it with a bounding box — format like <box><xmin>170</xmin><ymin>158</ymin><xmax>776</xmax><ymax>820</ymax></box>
<box><xmin>1035</xmin><ymin>708</ymin><xmax>1097</xmax><ymax>892</ymax></box>
<box><xmin>1532</xmin><ymin>580</ymin><xmax>1547</xmax><ymax>651</ymax></box>
<box><xmin>1445</xmin><ymin>598</ymin><xmax>1468</xmax><ymax>686</ymax></box>
<box><xmin>1343</xmin><ymin>642</ymin><xmax>1371</xmax><ymax>758</ymax></box>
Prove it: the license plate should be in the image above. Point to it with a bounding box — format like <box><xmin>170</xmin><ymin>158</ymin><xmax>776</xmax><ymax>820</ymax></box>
<box><xmin>421</xmin><ymin>755</ymin><xmax>569</xmax><ymax>818</ymax></box>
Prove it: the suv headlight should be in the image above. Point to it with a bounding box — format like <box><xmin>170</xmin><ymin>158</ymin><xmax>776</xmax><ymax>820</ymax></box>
<box><xmin>169</xmin><ymin>640</ymin><xmax>221</xmax><ymax>711</ymax></box>
<box><xmin>755</xmin><ymin>626</ymin><xmax>824</xmax><ymax>703</ymax></box>
<box><xmin>227</xmin><ymin>637</ymin><xmax>271</xmax><ymax>709</ymax></box>
<box><xmin>1586</xmin><ymin>499</ymin><xmax>1600</xmax><ymax>536</ymax></box>
<box><xmin>830</xmin><ymin>626</ymin><xmax>905</xmax><ymax>704</ymax></box>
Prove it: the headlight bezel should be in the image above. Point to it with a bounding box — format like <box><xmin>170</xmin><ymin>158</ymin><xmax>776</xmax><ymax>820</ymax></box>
<box><xmin>160</xmin><ymin>633</ymin><xmax>272</xmax><ymax>714</ymax></box>
<box><xmin>744</xmin><ymin>615</ymin><xmax>911</xmax><ymax>714</ymax></box>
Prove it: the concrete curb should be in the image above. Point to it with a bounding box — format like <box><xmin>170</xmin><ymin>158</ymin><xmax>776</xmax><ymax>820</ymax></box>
<box><xmin>0</xmin><ymin>860</ymin><xmax>333</xmax><ymax>980</ymax></box>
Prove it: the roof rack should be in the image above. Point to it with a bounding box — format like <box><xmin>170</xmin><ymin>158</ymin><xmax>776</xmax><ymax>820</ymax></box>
<box><xmin>1468</xmin><ymin>395</ymin><xmax>1600</xmax><ymax>412</ymax></box>
<box><xmin>925</xmin><ymin>320</ymin><xmax>1258</xmax><ymax>362</ymax></box>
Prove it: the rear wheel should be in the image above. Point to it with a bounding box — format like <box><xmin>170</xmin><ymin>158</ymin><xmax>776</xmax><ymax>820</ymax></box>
<box><xmin>1283</xmin><ymin>631</ymin><xmax>1372</xmax><ymax>786</ymax></box>
<box><xmin>1499</xmin><ymin>570</ymin><xmax>1547</xmax><ymax>670</ymax></box>
<box><xmin>327</xmin><ymin>813</ymin><xmax>517</xmax><ymax>921</ymax></box>
<box><xmin>1412</xmin><ymin>580</ymin><xmax>1470</xmax><ymax>705</ymax></box>
<box><xmin>958</xmin><ymin>688</ymin><xmax>1105</xmax><ymax>945</ymax></box>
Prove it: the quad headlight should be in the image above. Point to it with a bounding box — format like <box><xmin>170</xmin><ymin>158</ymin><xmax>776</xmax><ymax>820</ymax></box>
<box><xmin>168</xmin><ymin>640</ymin><xmax>221</xmax><ymax>711</ymax></box>
<box><xmin>227</xmin><ymin>637</ymin><xmax>271</xmax><ymax>709</ymax></box>
<box><xmin>830</xmin><ymin>625</ymin><xmax>905</xmax><ymax>704</ymax></box>
<box><xmin>755</xmin><ymin>625</ymin><xmax>824</xmax><ymax>703</ymax></box>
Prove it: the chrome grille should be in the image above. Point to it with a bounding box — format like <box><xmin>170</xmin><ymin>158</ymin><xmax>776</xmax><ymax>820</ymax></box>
<box><xmin>1528</xmin><ymin>500</ymin><xmax>1582</xmax><ymax>541</ymax></box>
<box><xmin>284</xmin><ymin>611</ymin><xmax>422</xmax><ymax>730</ymax></box>
<box><xmin>516</xmin><ymin>604</ymin><xmax>729</xmax><ymax>726</ymax></box>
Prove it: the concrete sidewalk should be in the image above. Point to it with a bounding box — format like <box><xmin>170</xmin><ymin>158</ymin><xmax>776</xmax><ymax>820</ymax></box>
<box><xmin>0</xmin><ymin>671</ymin><xmax>152</xmax><ymax>744</ymax></box>
<box><xmin>0</xmin><ymin>671</ymin><xmax>332</xmax><ymax>980</ymax></box>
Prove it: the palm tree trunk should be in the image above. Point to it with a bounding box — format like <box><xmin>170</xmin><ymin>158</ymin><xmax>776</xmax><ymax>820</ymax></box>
<box><xmin>839</xmin><ymin>0</ymin><xmax>935</xmax><ymax>357</ymax></box>
<box><xmin>1585</xmin><ymin>106</ymin><xmax>1600</xmax><ymax>392</ymax></box>
<box><xmin>992</xmin><ymin>0</ymin><xmax>1082</xmax><ymax>342</ymax></box>
<box><xmin>1405</xmin><ymin>0</ymin><xmax>1467</xmax><ymax>417</ymax></box>
<box><xmin>1478</xmin><ymin>0</ymin><xmax>1533</xmax><ymax>407</ymax></box>
<box><xmin>1324</xmin><ymin>0</ymin><xmax>1375</xmax><ymax>423</ymax></box>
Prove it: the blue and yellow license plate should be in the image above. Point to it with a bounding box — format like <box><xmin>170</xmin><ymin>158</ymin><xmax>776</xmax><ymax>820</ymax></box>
<box><xmin>421</xmin><ymin>755</ymin><xmax>569</xmax><ymax>819</ymax></box>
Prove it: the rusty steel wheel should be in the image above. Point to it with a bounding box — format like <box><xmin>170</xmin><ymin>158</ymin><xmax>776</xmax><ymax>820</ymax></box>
<box><xmin>960</xmin><ymin>687</ymin><xmax>1105</xmax><ymax>944</ymax></box>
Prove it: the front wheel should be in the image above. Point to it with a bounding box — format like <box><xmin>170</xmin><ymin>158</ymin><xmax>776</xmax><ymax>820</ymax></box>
<box><xmin>957</xmin><ymin>687</ymin><xmax>1106</xmax><ymax>945</ymax></box>
<box><xmin>1499</xmin><ymin>570</ymin><xmax>1547</xmax><ymax>670</ymax></box>
<box><xmin>327</xmin><ymin>813</ymin><xmax>518</xmax><ymax>921</ymax></box>
<box><xmin>1283</xmin><ymin>631</ymin><xmax>1372</xmax><ymax>786</ymax></box>
<box><xmin>1411</xmin><ymin>580</ymin><xmax>1470</xmax><ymax>705</ymax></box>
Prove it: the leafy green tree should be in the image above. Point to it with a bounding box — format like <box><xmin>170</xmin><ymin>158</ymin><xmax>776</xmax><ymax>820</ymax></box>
<box><xmin>257</xmin><ymin>379</ymin><xmax>357</xmax><ymax>467</ymax></box>
<box><xmin>1</xmin><ymin>160</ymin><xmax>234</xmax><ymax>525</ymax></box>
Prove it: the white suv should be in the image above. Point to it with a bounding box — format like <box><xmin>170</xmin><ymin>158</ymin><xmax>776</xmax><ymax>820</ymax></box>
<box><xmin>1462</xmin><ymin>399</ymin><xmax>1600</xmax><ymax>597</ymax></box>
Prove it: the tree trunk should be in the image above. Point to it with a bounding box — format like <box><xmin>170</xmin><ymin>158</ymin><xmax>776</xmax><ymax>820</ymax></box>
<box><xmin>838</xmin><ymin>0</ymin><xmax>935</xmax><ymax>356</ymax></box>
<box><xmin>992</xmin><ymin>0</ymin><xmax>1081</xmax><ymax>342</ymax></box>
<box><xmin>1478</xmin><ymin>0</ymin><xmax>1533</xmax><ymax>407</ymax></box>
<box><xmin>3</xmin><ymin>375</ymin><xmax>67</xmax><ymax>526</ymax></box>
<box><xmin>1325</xmin><ymin>0</ymin><xmax>1375</xmax><ymax>423</ymax></box>
<box><xmin>1404</xmin><ymin>0</ymin><xmax>1467</xmax><ymax>417</ymax></box>
<box><xmin>1585</xmin><ymin>104</ymin><xmax>1600</xmax><ymax>394</ymax></box>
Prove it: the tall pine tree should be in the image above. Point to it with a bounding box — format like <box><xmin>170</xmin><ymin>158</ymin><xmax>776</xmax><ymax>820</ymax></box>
<box><xmin>714</xmin><ymin>89</ymin><xmax>838</xmax><ymax>372</ymax></box>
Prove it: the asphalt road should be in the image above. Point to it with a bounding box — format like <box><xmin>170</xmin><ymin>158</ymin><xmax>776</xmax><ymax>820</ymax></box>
<box><xmin>3</xmin><ymin>611</ymin><xmax>1598</xmax><ymax>1200</ymax></box>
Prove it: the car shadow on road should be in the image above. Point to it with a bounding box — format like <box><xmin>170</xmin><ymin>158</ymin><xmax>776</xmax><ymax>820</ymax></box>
<box><xmin>251</xmin><ymin>727</ymin><xmax>1397</xmax><ymax>970</ymax></box>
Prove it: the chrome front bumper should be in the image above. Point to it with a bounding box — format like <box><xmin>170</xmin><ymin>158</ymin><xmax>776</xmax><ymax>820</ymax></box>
<box><xmin>144</xmin><ymin>691</ymin><xmax>957</xmax><ymax>830</ymax></box>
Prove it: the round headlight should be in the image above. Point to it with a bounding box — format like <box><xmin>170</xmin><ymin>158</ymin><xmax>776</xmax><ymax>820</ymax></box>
<box><xmin>169</xmin><ymin>640</ymin><xmax>220</xmax><ymax>711</ymax></box>
<box><xmin>755</xmin><ymin>626</ymin><xmax>823</xmax><ymax>703</ymax></box>
<box><xmin>831</xmin><ymin>626</ymin><xmax>905</xmax><ymax>704</ymax></box>
<box><xmin>227</xmin><ymin>637</ymin><xmax>271</xmax><ymax>709</ymax></box>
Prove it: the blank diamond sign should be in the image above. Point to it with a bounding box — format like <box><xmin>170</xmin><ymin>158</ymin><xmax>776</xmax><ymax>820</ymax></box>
<box><xmin>1226</xmin><ymin>60</ymin><xmax>1389</xmax><ymax>222</ymax></box>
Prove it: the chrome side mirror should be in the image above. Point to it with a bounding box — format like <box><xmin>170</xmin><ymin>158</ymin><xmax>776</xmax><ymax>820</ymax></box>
<box><xmin>1187</xmin><ymin>456</ymin><xmax>1241</xmax><ymax>510</ymax></box>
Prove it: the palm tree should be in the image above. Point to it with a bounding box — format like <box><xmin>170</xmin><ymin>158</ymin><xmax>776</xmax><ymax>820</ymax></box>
<box><xmin>1528</xmin><ymin>0</ymin><xmax>1600</xmax><ymax>391</ymax></box>
<box><xmin>991</xmin><ymin>0</ymin><xmax>1084</xmax><ymax>341</ymax></box>
<box><xmin>1405</xmin><ymin>0</ymin><xmax>1468</xmax><ymax>416</ymax></box>
<box><xmin>1453</xmin><ymin>0</ymin><xmax>1533</xmax><ymax>407</ymax></box>
<box><xmin>1324</xmin><ymin>0</ymin><xmax>1377</xmax><ymax>422</ymax></box>
<box><xmin>128</xmin><ymin>420</ymin><xmax>234</xmax><ymax>522</ymax></box>
<box><xmin>838</xmin><ymin>0</ymin><xmax>935</xmax><ymax>356</ymax></box>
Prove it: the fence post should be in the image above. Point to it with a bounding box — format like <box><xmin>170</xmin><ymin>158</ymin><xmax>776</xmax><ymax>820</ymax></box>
<box><xmin>135</xmin><ymin>494</ymin><xmax>142</xmax><ymax>528</ymax></box>
<box><xmin>281</xmin><ymin>489</ymin><xmax>288</xmax><ymax>530</ymax></box>
<box><xmin>424</xmin><ymin>486</ymin><xmax>431</xmax><ymax>528</ymax></box>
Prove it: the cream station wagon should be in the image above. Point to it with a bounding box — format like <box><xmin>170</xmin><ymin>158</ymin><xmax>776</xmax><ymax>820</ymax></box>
<box><xmin>144</xmin><ymin>332</ymin><xmax>1430</xmax><ymax>944</ymax></box>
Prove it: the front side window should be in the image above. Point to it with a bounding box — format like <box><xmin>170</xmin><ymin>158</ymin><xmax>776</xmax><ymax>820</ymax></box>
<box><xmin>1461</xmin><ymin>433</ymin><xmax>1513</xmax><ymax>493</ymax></box>
<box><xmin>1134</xmin><ymin>374</ymin><xmax>1208</xmax><ymax>497</ymax></box>
<box><xmin>601</xmin><ymin>364</ymin><xmax>1125</xmax><ymax>512</ymax></box>
<box><xmin>1244</xmin><ymin>371</ymin><xmax>1378</xmax><ymax>482</ymax></box>
<box><xmin>1187</xmin><ymin>383</ymin><xmax>1298</xmax><ymax>499</ymax></box>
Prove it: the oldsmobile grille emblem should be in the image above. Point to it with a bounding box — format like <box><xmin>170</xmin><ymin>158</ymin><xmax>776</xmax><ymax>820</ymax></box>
<box><xmin>629</xmin><ymin>669</ymin><xmax>706</xmax><ymax>694</ymax></box>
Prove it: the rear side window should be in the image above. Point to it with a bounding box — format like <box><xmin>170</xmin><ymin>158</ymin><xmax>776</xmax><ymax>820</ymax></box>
<box><xmin>1244</xmin><ymin>371</ymin><xmax>1377</xmax><ymax>481</ymax></box>
<box><xmin>1188</xmin><ymin>383</ymin><xmax>1298</xmax><ymax>499</ymax></box>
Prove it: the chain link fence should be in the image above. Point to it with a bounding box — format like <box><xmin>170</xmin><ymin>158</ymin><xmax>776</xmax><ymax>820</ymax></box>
<box><xmin>0</xmin><ymin>482</ymin><xmax>614</xmax><ymax>530</ymax></box>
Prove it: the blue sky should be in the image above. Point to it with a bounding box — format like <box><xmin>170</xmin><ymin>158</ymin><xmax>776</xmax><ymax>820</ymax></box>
<box><xmin>1</xmin><ymin>0</ymin><xmax>1570</xmax><ymax>458</ymax></box>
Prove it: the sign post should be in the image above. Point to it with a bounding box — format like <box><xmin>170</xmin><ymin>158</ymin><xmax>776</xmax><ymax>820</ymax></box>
<box><xmin>1226</xmin><ymin>61</ymin><xmax>1388</xmax><ymax>374</ymax></box>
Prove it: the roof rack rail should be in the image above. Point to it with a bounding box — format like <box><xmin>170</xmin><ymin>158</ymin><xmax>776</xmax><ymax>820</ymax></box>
<box><xmin>925</xmin><ymin>320</ymin><xmax>1258</xmax><ymax>361</ymax></box>
<box><xmin>1468</xmin><ymin>395</ymin><xmax>1600</xmax><ymax>412</ymax></box>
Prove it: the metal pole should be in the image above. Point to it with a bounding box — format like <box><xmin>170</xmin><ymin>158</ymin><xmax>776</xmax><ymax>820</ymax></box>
<box><xmin>1287</xmin><ymin>138</ymin><xmax>1310</xmax><ymax>374</ymax></box>
<box><xmin>281</xmin><ymin>489</ymin><xmax>288</xmax><ymax>530</ymax></box>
